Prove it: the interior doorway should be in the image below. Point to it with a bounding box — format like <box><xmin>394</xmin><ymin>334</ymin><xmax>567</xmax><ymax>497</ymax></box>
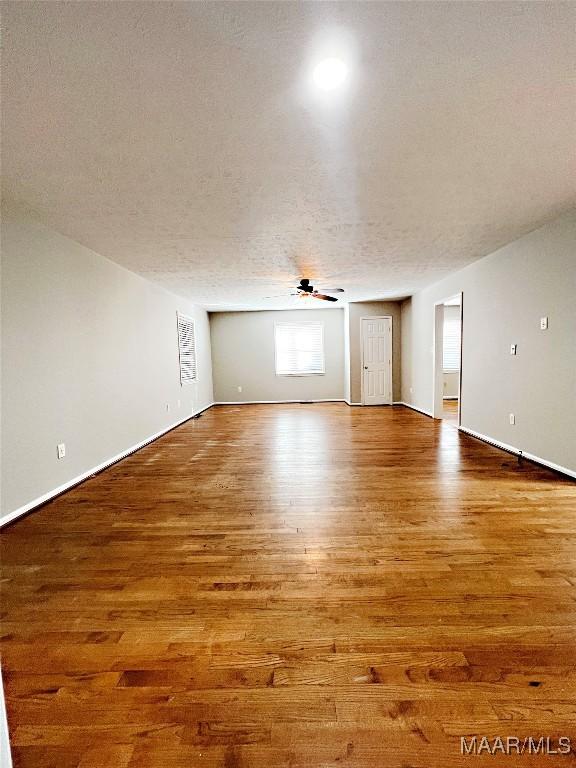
<box><xmin>433</xmin><ymin>294</ymin><xmax>462</xmax><ymax>423</ymax></box>
<box><xmin>361</xmin><ymin>316</ymin><xmax>392</xmax><ymax>405</ymax></box>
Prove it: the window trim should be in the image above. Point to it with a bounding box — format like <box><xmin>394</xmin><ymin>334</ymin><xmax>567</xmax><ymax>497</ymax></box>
<box><xmin>274</xmin><ymin>321</ymin><xmax>325</xmax><ymax>377</ymax></box>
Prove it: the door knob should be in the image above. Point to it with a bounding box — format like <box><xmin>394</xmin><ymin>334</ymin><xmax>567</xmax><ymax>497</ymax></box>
<box><xmin>364</xmin><ymin>366</ymin><xmax>368</xmax><ymax>370</ymax></box>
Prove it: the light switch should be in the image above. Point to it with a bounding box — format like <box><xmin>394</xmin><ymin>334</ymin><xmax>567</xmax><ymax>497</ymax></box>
<box><xmin>540</xmin><ymin>317</ymin><xmax>548</xmax><ymax>330</ymax></box>
<box><xmin>510</xmin><ymin>344</ymin><xmax>517</xmax><ymax>355</ymax></box>
<box><xmin>57</xmin><ymin>443</ymin><xmax>66</xmax><ymax>459</ymax></box>
<box><xmin>509</xmin><ymin>414</ymin><xmax>515</xmax><ymax>425</ymax></box>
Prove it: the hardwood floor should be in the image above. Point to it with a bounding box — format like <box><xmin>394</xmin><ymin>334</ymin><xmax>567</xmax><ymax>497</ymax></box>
<box><xmin>442</xmin><ymin>398</ymin><xmax>459</xmax><ymax>423</ymax></box>
<box><xmin>2</xmin><ymin>403</ymin><xmax>576</xmax><ymax>767</ymax></box>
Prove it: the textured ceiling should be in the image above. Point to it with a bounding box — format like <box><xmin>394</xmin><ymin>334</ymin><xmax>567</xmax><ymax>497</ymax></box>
<box><xmin>3</xmin><ymin>1</ymin><xmax>575</xmax><ymax>310</ymax></box>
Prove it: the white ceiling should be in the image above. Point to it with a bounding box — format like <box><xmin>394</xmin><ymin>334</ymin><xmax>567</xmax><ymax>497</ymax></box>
<box><xmin>3</xmin><ymin>2</ymin><xmax>575</xmax><ymax>311</ymax></box>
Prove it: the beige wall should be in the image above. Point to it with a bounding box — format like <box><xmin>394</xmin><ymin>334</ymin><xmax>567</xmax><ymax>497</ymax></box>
<box><xmin>210</xmin><ymin>308</ymin><xmax>345</xmax><ymax>402</ymax></box>
<box><xmin>343</xmin><ymin>304</ymin><xmax>351</xmax><ymax>403</ymax></box>
<box><xmin>401</xmin><ymin>210</ymin><xmax>576</xmax><ymax>473</ymax></box>
<box><xmin>1</xmin><ymin>203</ymin><xmax>214</xmax><ymax>520</ymax></box>
<box><xmin>347</xmin><ymin>301</ymin><xmax>402</xmax><ymax>403</ymax></box>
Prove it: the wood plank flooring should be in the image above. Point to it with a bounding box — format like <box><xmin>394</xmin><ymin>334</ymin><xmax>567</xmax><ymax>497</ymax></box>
<box><xmin>2</xmin><ymin>403</ymin><xmax>576</xmax><ymax>767</ymax></box>
<box><xmin>442</xmin><ymin>398</ymin><xmax>459</xmax><ymax>422</ymax></box>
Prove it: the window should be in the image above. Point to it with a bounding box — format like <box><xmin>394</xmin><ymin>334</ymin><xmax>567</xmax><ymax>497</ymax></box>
<box><xmin>443</xmin><ymin>307</ymin><xmax>461</xmax><ymax>372</ymax></box>
<box><xmin>177</xmin><ymin>314</ymin><xmax>197</xmax><ymax>383</ymax></box>
<box><xmin>274</xmin><ymin>322</ymin><xmax>324</xmax><ymax>376</ymax></box>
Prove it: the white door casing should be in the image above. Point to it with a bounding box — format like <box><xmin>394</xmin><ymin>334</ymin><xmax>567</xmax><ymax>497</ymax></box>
<box><xmin>432</xmin><ymin>293</ymin><xmax>463</xmax><ymax>422</ymax></box>
<box><xmin>361</xmin><ymin>316</ymin><xmax>392</xmax><ymax>405</ymax></box>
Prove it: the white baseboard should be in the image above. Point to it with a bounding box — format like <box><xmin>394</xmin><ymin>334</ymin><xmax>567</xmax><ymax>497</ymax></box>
<box><xmin>215</xmin><ymin>399</ymin><xmax>346</xmax><ymax>405</ymax></box>
<box><xmin>394</xmin><ymin>401</ymin><xmax>434</xmax><ymax>418</ymax></box>
<box><xmin>443</xmin><ymin>396</ymin><xmax>458</xmax><ymax>400</ymax></box>
<box><xmin>347</xmin><ymin>401</ymin><xmax>399</xmax><ymax>407</ymax></box>
<box><xmin>0</xmin><ymin>672</ymin><xmax>11</xmax><ymax>768</ymax></box>
<box><xmin>344</xmin><ymin>400</ymin><xmax>404</xmax><ymax>407</ymax></box>
<box><xmin>0</xmin><ymin>402</ymin><xmax>216</xmax><ymax>528</ymax></box>
<box><xmin>458</xmin><ymin>426</ymin><xmax>576</xmax><ymax>480</ymax></box>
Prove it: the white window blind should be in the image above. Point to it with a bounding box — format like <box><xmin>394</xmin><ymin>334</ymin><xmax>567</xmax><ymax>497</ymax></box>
<box><xmin>443</xmin><ymin>308</ymin><xmax>461</xmax><ymax>372</ymax></box>
<box><xmin>274</xmin><ymin>322</ymin><xmax>325</xmax><ymax>376</ymax></box>
<box><xmin>177</xmin><ymin>314</ymin><xmax>197</xmax><ymax>383</ymax></box>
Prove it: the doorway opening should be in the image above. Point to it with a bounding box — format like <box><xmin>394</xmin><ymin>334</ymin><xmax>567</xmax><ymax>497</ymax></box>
<box><xmin>433</xmin><ymin>294</ymin><xmax>462</xmax><ymax>423</ymax></box>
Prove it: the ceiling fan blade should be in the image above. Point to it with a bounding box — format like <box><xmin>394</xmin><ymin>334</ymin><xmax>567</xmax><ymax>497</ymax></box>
<box><xmin>313</xmin><ymin>293</ymin><xmax>338</xmax><ymax>302</ymax></box>
<box><xmin>317</xmin><ymin>288</ymin><xmax>344</xmax><ymax>293</ymax></box>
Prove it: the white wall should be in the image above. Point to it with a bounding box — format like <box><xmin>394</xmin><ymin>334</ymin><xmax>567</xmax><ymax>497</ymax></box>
<box><xmin>443</xmin><ymin>372</ymin><xmax>459</xmax><ymax>398</ymax></box>
<box><xmin>0</xmin><ymin>673</ymin><xmax>11</xmax><ymax>768</ymax></box>
<box><xmin>347</xmin><ymin>301</ymin><xmax>403</xmax><ymax>403</ymax></box>
<box><xmin>401</xmin><ymin>211</ymin><xmax>576</xmax><ymax>474</ymax></box>
<box><xmin>210</xmin><ymin>308</ymin><xmax>345</xmax><ymax>402</ymax></box>
<box><xmin>1</xmin><ymin>203</ymin><xmax>214</xmax><ymax>520</ymax></box>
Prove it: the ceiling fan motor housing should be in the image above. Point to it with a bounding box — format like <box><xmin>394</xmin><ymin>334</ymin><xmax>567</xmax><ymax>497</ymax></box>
<box><xmin>294</xmin><ymin>279</ymin><xmax>342</xmax><ymax>301</ymax></box>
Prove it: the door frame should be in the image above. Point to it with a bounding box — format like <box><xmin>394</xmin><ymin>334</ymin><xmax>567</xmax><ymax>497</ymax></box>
<box><xmin>360</xmin><ymin>315</ymin><xmax>393</xmax><ymax>406</ymax></box>
<box><xmin>432</xmin><ymin>293</ymin><xmax>463</xmax><ymax>424</ymax></box>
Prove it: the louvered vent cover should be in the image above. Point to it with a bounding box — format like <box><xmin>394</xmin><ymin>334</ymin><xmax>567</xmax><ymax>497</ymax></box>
<box><xmin>177</xmin><ymin>314</ymin><xmax>197</xmax><ymax>383</ymax></box>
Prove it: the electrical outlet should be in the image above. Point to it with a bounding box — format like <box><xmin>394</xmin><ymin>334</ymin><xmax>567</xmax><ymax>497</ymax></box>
<box><xmin>510</xmin><ymin>343</ymin><xmax>517</xmax><ymax>355</ymax></box>
<box><xmin>57</xmin><ymin>443</ymin><xmax>66</xmax><ymax>459</ymax></box>
<box><xmin>177</xmin><ymin>399</ymin><xmax>181</xmax><ymax>409</ymax></box>
<box><xmin>237</xmin><ymin>386</ymin><xmax>242</xmax><ymax>393</ymax></box>
<box><xmin>509</xmin><ymin>413</ymin><xmax>515</xmax><ymax>425</ymax></box>
<box><xmin>540</xmin><ymin>316</ymin><xmax>548</xmax><ymax>330</ymax></box>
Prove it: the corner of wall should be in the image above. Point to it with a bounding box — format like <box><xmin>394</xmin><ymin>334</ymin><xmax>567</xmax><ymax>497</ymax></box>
<box><xmin>343</xmin><ymin>304</ymin><xmax>351</xmax><ymax>402</ymax></box>
<box><xmin>0</xmin><ymin>671</ymin><xmax>12</xmax><ymax>768</ymax></box>
<box><xmin>400</xmin><ymin>297</ymin><xmax>413</xmax><ymax>404</ymax></box>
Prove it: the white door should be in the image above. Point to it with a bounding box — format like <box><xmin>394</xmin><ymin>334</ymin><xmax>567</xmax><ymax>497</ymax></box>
<box><xmin>361</xmin><ymin>317</ymin><xmax>392</xmax><ymax>405</ymax></box>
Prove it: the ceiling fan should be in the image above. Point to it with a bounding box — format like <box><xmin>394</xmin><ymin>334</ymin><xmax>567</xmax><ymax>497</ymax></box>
<box><xmin>265</xmin><ymin>278</ymin><xmax>344</xmax><ymax>302</ymax></box>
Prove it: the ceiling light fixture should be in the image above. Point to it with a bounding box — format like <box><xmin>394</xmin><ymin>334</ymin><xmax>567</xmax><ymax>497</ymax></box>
<box><xmin>313</xmin><ymin>57</ymin><xmax>348</xmax><ymax>91</ymax></box>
